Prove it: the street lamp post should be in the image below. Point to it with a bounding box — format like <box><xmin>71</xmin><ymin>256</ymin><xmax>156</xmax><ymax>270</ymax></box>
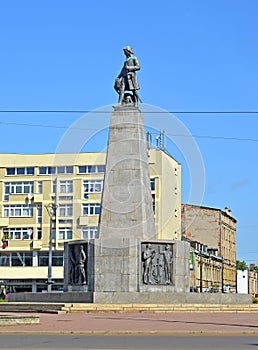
<box><xmin>200</xmin><ymin>253</ymin><xmax>203</xmax><ymax>293</ymax></box>
<box><xmin>221</xmin><ymin>257</ymin><xmax>224</xmax><ymax>293</ymax></box>
<box><xmin>45</xmin><ymin>203</ymin><xmax>57</xmax><ymax>292</ymax></box>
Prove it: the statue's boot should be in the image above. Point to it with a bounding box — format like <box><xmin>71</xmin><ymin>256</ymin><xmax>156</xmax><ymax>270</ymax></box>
<box><xmin>118</xmin><ymin>92</ymin><xmax>124</xmax><ymax>105</ymax></box>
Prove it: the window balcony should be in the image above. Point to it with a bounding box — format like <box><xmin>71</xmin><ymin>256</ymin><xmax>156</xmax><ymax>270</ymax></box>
<box><xmin>79</xmin><ymin>216</ymin><xmax>99</xmax><ymax>226</ymax></box>
<box><xmin>33</xmin><ymin>194</ymin><xmax>43</xmax><ymax>203</ymax></box>
<box><xmin>33</xmin><ymin>240</ymin><xmax>43</xmax><ymax>250</ymax></box>
<box><xmin>0</xmin><ymin>218</ymin><xmax>9</xmax><ymax>227</ymax></box>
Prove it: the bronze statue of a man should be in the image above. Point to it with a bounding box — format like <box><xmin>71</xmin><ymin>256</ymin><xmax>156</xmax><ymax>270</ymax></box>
<box><xmin>114</xmin><ymin>46</ymin><xmax>141</xmax><ymax>106</ymax></box>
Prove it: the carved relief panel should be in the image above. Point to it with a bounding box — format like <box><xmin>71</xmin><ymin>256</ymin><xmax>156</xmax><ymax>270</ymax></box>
<box><xmin>68</xmin><ymin>243</ymin><xmax>87</xmax><ymax>285</ymax></box>
<box><xmin>141</xmin><ymin>242</ymin><xmax>173</xmax><ymax>285</ymax></box>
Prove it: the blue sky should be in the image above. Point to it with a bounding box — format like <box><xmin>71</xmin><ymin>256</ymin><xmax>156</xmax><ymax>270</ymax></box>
<box><xmin>1</xmin><ymin>0</ymin><xmax>258</xmax><ymax>265</ymax></box>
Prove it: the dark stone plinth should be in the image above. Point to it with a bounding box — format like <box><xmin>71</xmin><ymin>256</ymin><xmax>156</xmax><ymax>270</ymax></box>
<box><xmin>7</xmin><ymin>291</ymin><xmax>252</xmax><ymax>304</ymax></box>
<box><xmin>93</xmin><ymin>292</ymin><xmax>252</xmax><ymax>304</ymax></box>
<box><xmin>8</xmin><ymin>292</ymin><xmax>93</xmax><ymax>303</ymax></box>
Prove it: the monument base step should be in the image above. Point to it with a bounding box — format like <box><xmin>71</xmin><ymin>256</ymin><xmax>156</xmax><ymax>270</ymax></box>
<box><xmin>61</xmin><ymin>302</ymin><xmax>258</xmax><ymax>314</ymax></box>
<box><xmin>93</xmin><ymin>292</ymin><xmax>252</xmax><ymax>304</ymax></box>
<box><xmin>8</xmin><ymin>291</ymin><xmax>252</xmax><ymax>305</ymax></box>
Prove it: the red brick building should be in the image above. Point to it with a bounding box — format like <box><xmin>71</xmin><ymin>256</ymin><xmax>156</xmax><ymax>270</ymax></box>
<box><xmin>181</xmin><ymin>204</ymin><xmax>237</xmax><ymax>292</ymax></box>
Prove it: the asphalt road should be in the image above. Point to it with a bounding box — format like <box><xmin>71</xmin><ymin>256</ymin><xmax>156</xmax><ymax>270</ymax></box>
<box><xmin>0</xmin><ymin>335</ymin><xmax>258</xmax><ymax>350</ymax></box>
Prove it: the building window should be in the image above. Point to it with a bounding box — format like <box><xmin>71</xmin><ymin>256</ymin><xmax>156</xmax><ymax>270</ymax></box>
<box><xmin>59</xmin><ymin>195</ymin><xmax>73</xmax><ymax>201</ymax></box>
<box><xmin>37</xmin><ymin>181</ymin><xmax>42</xmax><ymax>194</ymax></box>
<box><xmin>0</xmin><ymin>252</ymin><xmax>33</xmax><ymax>266</ymax></box>
<box><xmin>59</xmin><ymin>204</ymin><xmax>73</xmax><ymax>217</ymax></box>
<box><xmin>174</xmin><ymin>168</ymin><xmax>178</xmax><ymax>176</ymax></box>
<box><xmin>36</xmin><ymin>205</ymin><xmax>42</xmax><ymax>224</ymax></box>
<box><xmin>58</xmin><ymin>166</ymin><xmax>73</xmax><ymax>174</ymax></box>
<box><xmin>4</xmin><ymin>182</ymin><xmax>34</xmax><ymax>196</ymax></box>
<box><xmin>152</xmin><ymin>194</ymin><xmax>155</xmax><ymax>214</ymax></box>
<box><xmin>38</xmin><ymin>166</ymin><xmax>73</xmax><ymax>175</ymax></box>
<box><xmin>6</xmin><ymin>167</ymin><xmax>34</xmax><ymax>176</ymax></box>
<box><xmin>36</xmin><ymin>228</ymin><xmax>42</xmax><ymax>240</ymax></box>
<box><xmin>82</xmin><ymin>226</ymin><xmax>99</xmax><ymax>239</ymax></box>
<box><xmin>83</xmin><ymin>180</ymin><xmax>103</xmax><ymax>196</ymax></box>
<box><xmin>3</xmin><ymin>227</ymin><xmax>33</xmax><ymax>240</ymax></box>
<box><xmin>4</xmin><ymin>205</ymin><xmax>33</xmax><ymax>217</ymax></box>
<box><xmin>59</xmin><ymin>180</ymin><xmax>73</xmax><ymax>193</ymax></box>
<box><xmin>52</xmin><ymin>180</ymin><xmax>56</xmax><ymax>193</ymax></box>
<box><xmin>59</xmin><ymin>219</ymin><xmax>72</xmax><ymax>226</ymax></box>
<box><xmin>38</xmin><ymin>252</ymin><xmax>49</xmax><ymax>266</ymax></box>
<box><xmin>0</xmin><ymin>252</ymin><xmax>10</xmax><ymax>266</ymax></box>
<box><xmin>78</xmin><ymin>165</ymin><xmax>105</xmax><ymax>174</ymax></box>
<box><xmin>58</xmin><ymin>228</ymin><xmax>72</xmax><ymax>240</ymax></box>
<box><xmin>52</xmin><ymin>252</ymin><xmax>63</xmax><ymax>266</ymax></box>
<box><xmin>82</xmin><ymin>203</ymin><xmax>101</xmax><ymax>216</ymax></box>
<box><xmin>38</xmin><ymin>252</ymin><xmax>63</xmax><ymax>266</ymax></box>
<box><xmin>12</xmin><ymin>252</ymin><xmax>33</xmax><ymax>266</ymax></box>
<box><xmin>52</xmin><ymin>180</ymin><xmax>73</xmax><ymax>194</ymax></box>
<box><xmin>39</xmin><ymin>167</ymin><xmax>53</xmax><ymax>175</ymax></box>
<box><xmin>150</xmin><ymin>178</ymin><xmax>156</xmax><ymax>191</ymax></box>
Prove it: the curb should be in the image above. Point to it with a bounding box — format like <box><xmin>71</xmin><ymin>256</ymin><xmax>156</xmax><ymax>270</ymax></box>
<box><xmin>0</xmin><ymin>330</ymin><xmax>258</xmax><ymax>335</ymax></box>
<box><xmin>0</xmin><ymin>315</ymin><xmax>40</xmax><ymax>326</ymax></box>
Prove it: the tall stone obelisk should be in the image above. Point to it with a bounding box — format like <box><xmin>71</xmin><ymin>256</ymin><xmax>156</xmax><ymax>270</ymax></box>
<box><xmin>93</xmin><ymin>105</ymin><xmax>156</xmax><ymax>293</ymax></box>
<box><xmin>98</xmin><ymin>105</ymin><xmax>155</xmax><ymax>241</ymax></box>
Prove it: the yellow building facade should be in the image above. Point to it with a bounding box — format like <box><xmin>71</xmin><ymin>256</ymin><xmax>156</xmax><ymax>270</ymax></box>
<box><xmin>188</xmin><ymin>242</ymin><xmax>223</xmax><ymax>292</ymax></box>
<box><xmin>0</xmin><ymin>149</ymin><xmax>181</xmax><ymax>292</ymax></box>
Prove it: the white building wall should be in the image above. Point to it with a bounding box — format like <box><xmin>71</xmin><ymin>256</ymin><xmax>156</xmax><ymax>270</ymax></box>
<box><xmin>237</xmin><ymin>270</ymin><xmax>248</xmax><ymax>294</ymax></box>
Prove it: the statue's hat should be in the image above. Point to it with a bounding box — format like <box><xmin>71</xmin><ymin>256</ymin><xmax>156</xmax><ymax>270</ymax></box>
<box><xmin>123</xmin><ymin>46</ymin><xmax>134</xmax><ymax>54</ymax></box>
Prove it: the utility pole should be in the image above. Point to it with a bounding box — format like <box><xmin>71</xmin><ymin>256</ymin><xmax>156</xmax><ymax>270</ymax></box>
<box><xmin>45</xmin><ymin>203</ymin><xmax>57</xmax><ymax>292</ymax></box>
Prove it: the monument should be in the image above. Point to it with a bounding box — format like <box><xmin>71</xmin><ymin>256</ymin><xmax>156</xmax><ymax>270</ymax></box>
<box><xmin>6</xmin><ymin>47</ymin><xmax>251</xmax><ymax>305</ymax></box>
<box><xmin>64</xmin><ymin>46</ymin><xmax>190</xmax><ymax>302</ymax></box>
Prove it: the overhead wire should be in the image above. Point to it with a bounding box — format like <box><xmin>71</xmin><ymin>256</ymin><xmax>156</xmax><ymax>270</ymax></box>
<box><xmin>0</xmin><ymin>110</ymin><xmax>258</xmax><ymax>114</ymax></box>
<box><xmin>1</xmin><ymin>120</ymin><xmax>258</xmax><ymax>142</ymax></box>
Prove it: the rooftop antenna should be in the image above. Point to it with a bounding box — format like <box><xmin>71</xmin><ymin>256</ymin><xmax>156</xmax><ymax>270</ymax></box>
<box><xmin>162</xmin><ymin>130</ymin><xmax>166</xmax><ymax>150</ymax></box>
<box><xmin>156</xmin><ymin>134</ymin><xmax>161</xmax><ymax>149</ymax></box>
<box><xmin>146</xmin><ymin>131</ymin><xmax>152</xmax><ymax>149</ymax></box>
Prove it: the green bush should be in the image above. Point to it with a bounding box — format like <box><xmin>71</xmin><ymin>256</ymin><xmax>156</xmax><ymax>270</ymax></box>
<box><xmin>252</xmin><ymin>297</ymin><xmax>258</xmax><ymax>303</ymax></box>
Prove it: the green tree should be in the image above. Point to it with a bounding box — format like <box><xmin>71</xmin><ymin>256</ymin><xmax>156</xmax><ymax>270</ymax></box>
<box><xmin>251</xmin><ymin>265</ymin><xmax>258</xmax><ymax>273</ymax></box>
<box><xmin>236</xmin><ymin>260</ymin><xmax>247</xmax><ymax>271</ymax></box>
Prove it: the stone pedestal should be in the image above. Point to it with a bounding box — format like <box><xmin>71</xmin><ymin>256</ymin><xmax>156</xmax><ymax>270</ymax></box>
<box><xmin>89</xmin><ymin>239</ymin><xmax>189</xmax><ymax>295</ymax></box>
<box><xmin>91</xmin><ymin>238</ymin><xmax>139</xmax><ymax>292</ymax></box>
<box><xmin>64</xmin><ymin>238</ymin><xmax>190</xmax><ymax>296</ymax></box>
<box><xmin>63</xmin><ymin>106</ymin><xmax>190</xmax><ymax>298</ymax></box>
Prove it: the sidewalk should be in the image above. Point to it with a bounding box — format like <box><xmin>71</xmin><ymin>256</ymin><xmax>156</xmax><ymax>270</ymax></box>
<box><xmin>0</xmin><ymin>311</ymin><xmax>258</xmax><ymax>335</ymax></box>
